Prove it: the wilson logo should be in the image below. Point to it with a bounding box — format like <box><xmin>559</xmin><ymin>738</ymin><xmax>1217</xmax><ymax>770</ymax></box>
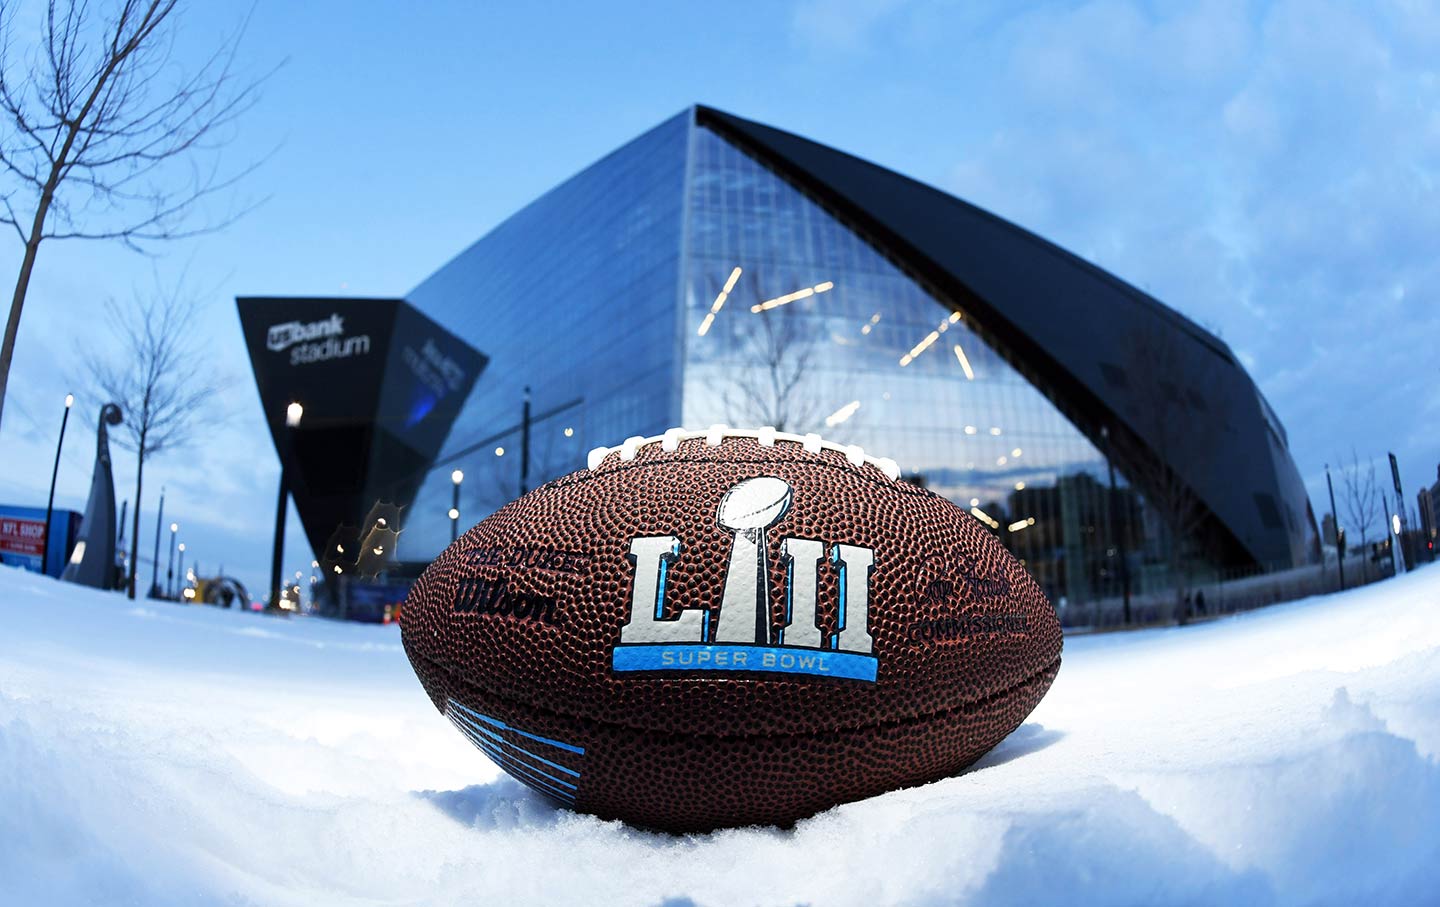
<box><xmin>452</xmin><ymin>576</ymin><xmax>559</xmax><ymax>625</ymax></box>
<box><xmin>612</xmin><ymin>476</ymin><xmax>878</xmax><ymax>683</ymax></box>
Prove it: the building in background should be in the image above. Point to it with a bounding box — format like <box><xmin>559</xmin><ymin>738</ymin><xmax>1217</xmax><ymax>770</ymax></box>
<box><xmin>1421</xmin><ymin>465</ymin><xmax>1440</xmax><ymax>557</ymax></box>
<box><xmin>236</xmin><ymin>297</ymin><xmax>486</xmax><ymax>582</ymax></box>
<box><xmin>391</xmin><ymin>106</ymin><xmax>1317</xmax><ymax>612</ymax></box>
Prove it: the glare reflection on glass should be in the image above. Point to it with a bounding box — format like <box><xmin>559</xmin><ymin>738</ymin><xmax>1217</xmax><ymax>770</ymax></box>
<box><xmin>750</xmin><ymin>280</ymin><xmax>834</xmax><ymax>313</ymax></box>
<box><xmin>952</xmin><ymin>343</ymin><xmax>975</xmax><ymax>380</ymax></box>
<box><xmin>698</xmin><ymin>265</ymin><xmax>744</xmax><ymax>336</ymax></box>
<box><xmin>824</xmin><ymin>400</ymin><xmax>861</xmax><ymax>427</ymax></box>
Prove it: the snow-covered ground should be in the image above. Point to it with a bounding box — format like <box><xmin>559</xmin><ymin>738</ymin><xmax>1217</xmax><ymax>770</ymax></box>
<box><xmin>2</xmin><ymin>565</ymin><xmax>1438</xmax><ymax>907</ymax></box>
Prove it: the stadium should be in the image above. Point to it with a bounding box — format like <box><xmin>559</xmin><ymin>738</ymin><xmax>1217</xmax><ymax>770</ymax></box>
<box><xmin>242</xmin><ymin>106</ymin><xmax>1318</xmax><ymax>617</ymax></box>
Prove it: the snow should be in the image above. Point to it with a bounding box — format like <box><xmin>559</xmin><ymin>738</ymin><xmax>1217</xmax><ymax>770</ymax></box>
<box><xmin>2</xmin><ymin>564</ymin><xmax>1438</xmax><ymax>907</ymax></box>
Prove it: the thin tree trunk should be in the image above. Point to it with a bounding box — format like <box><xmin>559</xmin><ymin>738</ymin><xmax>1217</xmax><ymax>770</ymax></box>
<box><xmin>0</xmin><ymin>25</ymin><xmax>135</xmax><ymax>432</ymax></box>
<box><xmin>0</xmin><ymin>194</ymin><xmax>56</xmax><ymax>431</ymax></box>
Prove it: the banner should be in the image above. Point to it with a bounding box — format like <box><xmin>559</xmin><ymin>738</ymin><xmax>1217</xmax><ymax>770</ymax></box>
<box><xmin>0</xmin><ymin>504</ymin><xmax>80</xmax><ymax>577</ymax></box>
<box><xmin>0</xmin><ymin>515</ymin><xmax>44</xmax><ymax>556</ymax></box>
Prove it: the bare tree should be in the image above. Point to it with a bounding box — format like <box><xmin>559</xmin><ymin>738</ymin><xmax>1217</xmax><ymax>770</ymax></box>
<box><xmin>0</xmin><ymin>0</ymin><xmax>265</xmax><ymax>429</ymax></box>
<box><xmin>720</xmin><ymin>283</ymin><xmax>824</xmax><ymax>433</ymax></box>
<box><xmin>1116</xmin><ymin>324</ymin><xmax>1216</xmax><ymax>623</ymax></box>
<box><xmin>86</xmin><ymin>280</ymin><xmax>222</xmax><ymax>598</ymax></box>
<box><xmin>1340</xmin><ymin>449</ymin><xmax>1380</xmax><ymax>577</ymax></box>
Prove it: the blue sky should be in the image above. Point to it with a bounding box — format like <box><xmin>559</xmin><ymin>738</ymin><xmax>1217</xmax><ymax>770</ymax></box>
<box><xmin>2</xmin><ymin>0</ymin><xmax>1436</xmax><ymax>598</ymax></box>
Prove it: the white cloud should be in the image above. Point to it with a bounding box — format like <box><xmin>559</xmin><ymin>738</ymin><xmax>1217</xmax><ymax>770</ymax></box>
<box><xmin>938</xmin><ymin>0</ymin><xmax>1440</xmax><ymax>509</ymax></box>
<box><xmin>790</xmin><ymin>0</ymin><xmax>912</xmax><ymax>52</ymax></box>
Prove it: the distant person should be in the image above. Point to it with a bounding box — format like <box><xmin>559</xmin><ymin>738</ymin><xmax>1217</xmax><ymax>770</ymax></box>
<box><xmin>1195</xmin><ymin>589</ymin><xmax>1206</xmax><ymax>616</ymax></box>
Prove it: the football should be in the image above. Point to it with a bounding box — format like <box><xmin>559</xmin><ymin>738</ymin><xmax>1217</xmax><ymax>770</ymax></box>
<box><xmin>400</xmin><ymin>425</ymin><xmax>1063</xmax><ymax>832</ymax></box>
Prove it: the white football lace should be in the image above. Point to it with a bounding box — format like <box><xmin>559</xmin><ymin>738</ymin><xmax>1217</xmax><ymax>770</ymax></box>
<box><xmin>587</xmin><ymin>425</ymin><xmax>903</xmax><ymax>481</ymax></box>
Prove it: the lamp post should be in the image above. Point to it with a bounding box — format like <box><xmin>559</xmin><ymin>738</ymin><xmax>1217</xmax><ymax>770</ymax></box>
<box><xmin>450</xmin><ymin>468</ymin><xmax>464</xmax><ymax>542</ymax></box>
<box><xmin>177</xmin><ymin>542</ymin><xmax>186</xmax><ymax>600</ymax></box>
<box><xmin>166</xmin><ymin>522</ymin><xmax>178</xmax><ymax>599</ymax></box>
<box><xmin>1325</xmin><ymin>463</ymin><xmax>1345</xmax><ymax>591</ymax></box>
<box><xmin>41</xmin><ymin>393</ymin><xmax>75</xmax><ymax>575</ymax></box>
<box><xmin>270</xmin><ymin>402</ymin><xmax>303</xmax><ymax>610</ymax></box>
<box><xmin>116</xmin><ymin>498</ymin><xmax>128</xmax><ymax>591</ymax></box>
<box><xmin>519</xmin><ymin>386</ymin><xmax>532</xmax><ymax>496</ymax></box>
<box><xmin>149</xmin><ymin>487</ymin><xmax>165</xmax><ymax>598</ymax></box>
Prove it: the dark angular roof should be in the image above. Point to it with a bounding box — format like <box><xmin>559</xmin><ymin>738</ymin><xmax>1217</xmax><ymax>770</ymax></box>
<box><xmin>698</xmin><ymin>106</ymin><xmax>1313</xmax><ymax>569</ymax></box>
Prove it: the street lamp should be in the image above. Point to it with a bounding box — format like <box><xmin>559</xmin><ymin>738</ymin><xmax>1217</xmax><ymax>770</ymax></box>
<box><xmin>1325</xmin><ymin>463</ymin><xmax>1345</xmax><ymax>591</ymax></box>
<box><xmin>451</xmin><ymin>468</ymin><xmax>464</xmax><ymax>542</ymax></box>
<box><xmin>520</xmin><ymin>386</ymin><xmax>531</xmax><ymax>495</ymax></box>
<box><xmin>41</xmin><ymin>393</ymin><xmax>75</xmax><ymax>575</ymax></box>
<box><xmin>271</xmin><ymin>401</ymin><xmax>303</xmax><ymax>611</ymax></box>
<box><xmin>149</xmin><ymin>487</ymin><xmax>165</xmax><ymax>598</ymax></box>
<box><xmin>177</xmin><ymin>543</ymin><xmax>186</xmax><ymax>600</ymax></box>
<box><xmin>167</xmin><ymin>522</ymin><xmax>178</xmax><ymax>599</ymax></box>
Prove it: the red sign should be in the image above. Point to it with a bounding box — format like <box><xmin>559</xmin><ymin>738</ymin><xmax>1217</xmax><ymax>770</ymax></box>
<box><xmin>0</xmin><ymin>517</ymin><xmax>46</xmax><ymax>556</ymax></box>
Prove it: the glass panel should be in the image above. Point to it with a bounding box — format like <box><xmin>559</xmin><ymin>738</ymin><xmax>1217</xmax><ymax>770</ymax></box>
<box><xmin>402</xmin><ymin>112</ymin><xmax>690</xmax><ymax>558</ymax></box>
<box><xmin>680</xmin><ymin>125</ymin><xmax>1154</xmax><ymax>612</ymax></box>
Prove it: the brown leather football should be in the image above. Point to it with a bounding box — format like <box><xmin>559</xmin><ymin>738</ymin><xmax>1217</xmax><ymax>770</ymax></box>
<box><xmin>400</xmin><ymin>426</ymin><xmax>1062</xmax><ymax>832</ymax></box>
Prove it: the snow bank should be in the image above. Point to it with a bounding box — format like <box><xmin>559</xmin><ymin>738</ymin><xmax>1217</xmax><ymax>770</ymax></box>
<box><xmin>2</xmin><ymin>564</ymin><xmax>1437</xmax><ymax>906</ymax></box>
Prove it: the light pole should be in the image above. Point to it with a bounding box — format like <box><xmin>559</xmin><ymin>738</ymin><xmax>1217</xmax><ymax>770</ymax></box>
<box><xmin>167</xmin><ymin>522</ymin><xmax>178</xmax><ymax>599</ymax></box>
<box><xmin>149</xmin><ymin>487</ymin><xmax>165</xmax><ymax>598</ymax></box>
<box><xmin>116</xmin><ymin>499</ymin><xmax>128</xmax><ymax>591</ymax></box>
<box><xmin>519</xmin><ymin>386</ymin><xmax>532</xmax><ymax>495</ymax></box>
<box><xmin>177</xmin><ymin>542</ymin><xmax>186</xmax><ymax>600</ymax></box>
<box><xmin>41</xmin><ymin>393</ymin><xmax>74</xmax><ymax>575</ymax></box>
<box><xmin>1325</xmin><ymin>463</ymin><xmax>1345</xmax><ymax>591</ymax></box>
<box><xmin>450</xmin><ymin>468</ymin><xmax>464</xmax><ymax>542</ymax></box>
<box><xmin>270</xmin><ymin>402</ymin><xmax>303</xmax><ymax>610</ymax></box>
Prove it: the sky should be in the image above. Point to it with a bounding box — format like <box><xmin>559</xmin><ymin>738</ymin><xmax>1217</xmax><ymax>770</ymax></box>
<box><xmin>1</xmin><ymin>0</ymin><xmax>1436</xmax><ymax>599</ymax></box>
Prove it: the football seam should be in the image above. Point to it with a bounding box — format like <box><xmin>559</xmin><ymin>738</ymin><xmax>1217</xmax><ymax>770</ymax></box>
<box><xmin>535</xmin><ymin>449</ymin><xmax>944</xmax><ymax>502</ymax></box>
<box><xmin>421</xmin><ymin>648</ymin><xmax>1062</xmax><ymax>743</ymax></box>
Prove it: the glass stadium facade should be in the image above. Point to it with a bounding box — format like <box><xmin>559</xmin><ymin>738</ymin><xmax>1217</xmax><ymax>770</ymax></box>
<box><xmin>401</xmin><ymin>106</ymin><xmax>1317</xmax><ymax>613</ymax></box>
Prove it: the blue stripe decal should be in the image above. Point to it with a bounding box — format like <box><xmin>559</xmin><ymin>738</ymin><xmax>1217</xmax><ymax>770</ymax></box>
<box><xmin>612</xmin><ymin>644</ymin><xmax>878</xmax><ymax>682</ymax></box>
<box><xmin>449</xmin><ymin>718</ymin><xmax>578</xmax><ymax>800</ymax></box>
<box><xmin>449</xmin><ymin>710</ymin><xmax>581</xmax><ymax>778</ymax></box>
<box><xmin>480</xmin><ymin>748</ymin><xmax>578</xmax><ymax>801</ymax></box>
<box><xmin>451</xmin><ymin>709</ymin><xmax>507</xmax><ymax>744</ymax></box>
<box><xmin>654</xmin><ymin>556</ymin><xmax>669</xmax><ymax>618</ymax></box>
<box><xmin>470</xmin><ymin>736</ymin><xmax>578</xmax><ymax>793</ymax></box>
<box><xmin>448</xmin><ymin>700</ymin><xmax>586</xmax><ymax>755</ymax></box>
<box><xmin>780</xmin><ymin>557</ymin><xmax>794</xmax><ymax>646</ymax></box>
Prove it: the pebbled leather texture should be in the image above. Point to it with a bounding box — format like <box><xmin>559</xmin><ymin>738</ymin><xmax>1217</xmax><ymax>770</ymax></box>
<box><xmin>401</xmin><ymin>432</ymin><xmax>1062</xmax><ymax>832</ymax></box>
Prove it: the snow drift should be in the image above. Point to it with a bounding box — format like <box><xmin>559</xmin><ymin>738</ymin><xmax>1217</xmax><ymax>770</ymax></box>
<box><xmin>1</xmin><ymin>564</ymin><xmax>1437</xmax><ymax>906</ymax></box>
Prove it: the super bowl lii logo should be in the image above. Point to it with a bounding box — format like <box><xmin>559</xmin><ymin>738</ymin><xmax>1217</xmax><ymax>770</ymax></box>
<box><xmin>612</xmin><ymin>477</ymin><xmax>878</xmax><ymax>683</ymax></box>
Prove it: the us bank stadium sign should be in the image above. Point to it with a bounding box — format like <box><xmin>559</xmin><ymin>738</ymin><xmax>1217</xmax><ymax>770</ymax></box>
<box><xmin>267</xmin><ymin>313</ymin><xmax>371</xmax><ymax>366</ymax></box>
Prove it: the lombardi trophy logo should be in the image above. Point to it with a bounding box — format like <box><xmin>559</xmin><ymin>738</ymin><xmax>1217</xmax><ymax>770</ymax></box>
<box><xmin>612</xmin><ymin>476</ymin><xmax>878</xmax><ymax>682</ymax></box>
<box><xmin>715</xmin><ymin>477</ymin><xmax>792</xmax><ymax>645</ymax></box>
